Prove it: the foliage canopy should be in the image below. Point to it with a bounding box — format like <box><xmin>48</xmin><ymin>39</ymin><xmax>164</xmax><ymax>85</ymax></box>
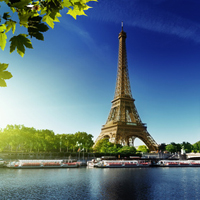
<box><xmin>137</xmin><ymin>145</ymin><xmax>149</xmax><ymax>153</ymax></box>
<box><xmin>93</xmin><ymin>138</ymin><xmax>137</xmax><ymax>154</ymax></box>
<box><xmin>0</xmin><ymin>0</ymin><xmax>97</xmax><ymax>86</ymax></box>
<box><xmin>0</xmin><ymin>124</ymin><xmax>94</xmax><ymax>152</ymax></box>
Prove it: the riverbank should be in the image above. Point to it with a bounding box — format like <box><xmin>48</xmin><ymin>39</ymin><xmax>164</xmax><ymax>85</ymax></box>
<box><xmin>0</xmin><ymin>152</ymin><xmax>93</xmax><ymax>161</ymax></box>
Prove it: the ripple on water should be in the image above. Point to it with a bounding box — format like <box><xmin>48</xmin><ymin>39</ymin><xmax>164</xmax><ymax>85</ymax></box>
<box><xmin>0</xmin><ymin>167</ymin><xmax>200</xmax><ymax>199</ymax></box>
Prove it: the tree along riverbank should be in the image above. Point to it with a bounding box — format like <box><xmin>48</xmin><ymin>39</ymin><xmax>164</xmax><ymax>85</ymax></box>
<box><xmin>0</xmin><ymin>151</ymin><xmax>141</xmax><ymax>161</ymax></box>
<box><xmin>0</xmin><ymin>152</ymin><xmax>92</xmax><ymax>160</ymax></box>
<box><xmin>0</xmin><ymin>125</ymin><xmax>94</xmax><ymax>153</ymax></box>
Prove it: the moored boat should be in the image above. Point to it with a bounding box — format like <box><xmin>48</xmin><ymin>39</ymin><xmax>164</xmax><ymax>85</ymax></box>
<box><xmin>62</xmin><ymin>162</ymin><xmax>79</xmax><ymax>168</ymax></box>
<box><xmin>6</xmin><ymin>160</ymin><xmax>79</xmax><ymax>169</ymax></box>
<box><xmin>87</xmin><ymin>158</ymin><xmax>101</xmax><ymax>167</ymax></box>
<box><xmin>95</xmin><ymin>160</ymin><xmax>151</xmax><ymax>168</ymax></box>
<box><xmin>157</xmin><ymin>160</ymin><xmax>200</xmax><ymax>167</ymax></box>
<box><xmin>190</xmin><ymin>161</ymin><xmax>200</xmax><ymax>166</ymax></box>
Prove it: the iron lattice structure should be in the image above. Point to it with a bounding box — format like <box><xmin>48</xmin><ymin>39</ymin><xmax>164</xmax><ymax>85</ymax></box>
<box><xmin>95</xmin><ymin>27</ymin><xmax>158</xmax><ymax>151</ymax></box>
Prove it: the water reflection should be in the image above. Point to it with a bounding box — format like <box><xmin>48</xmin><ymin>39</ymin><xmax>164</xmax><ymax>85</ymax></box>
<box><xmin>94</xmin><ymin>168</ymin><xmax>152</xmax><ymax>200</ymax></box>
<box><xmin>0</xmin><ymin>167</ymin><xmax>200</xmax><ymax>199</ymax></box>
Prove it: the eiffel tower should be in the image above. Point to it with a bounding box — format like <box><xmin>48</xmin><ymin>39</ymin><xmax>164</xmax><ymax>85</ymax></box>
<box><xmin>95</xmin><ymin>24</ymin><xmax>158</xmax><ymax>151</ymax></box>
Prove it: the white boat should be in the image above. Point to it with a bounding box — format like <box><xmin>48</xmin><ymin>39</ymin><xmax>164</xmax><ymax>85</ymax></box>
<box><xmin>190</xmin><ymin>161</ymin><xmax>200</xmax><ymax>166</ymax></box>
<box><xmin>95</xmin><ymin>160</ymin><xmax>151</xmax><ymax>168</ymax></box>
<box><xmin>158</xmin><ymin>160</ymin><xmax>200</xmax><ymax>167</ymax></box>
<box><xmin>6</xmin><ymin>160</ymin><xmax>79</xmax><ymax>169</ymax></box>
<box><xmin>87</xmin><ymin>158</ymin><xmax>101</xmax><ymax>167</ymax></box>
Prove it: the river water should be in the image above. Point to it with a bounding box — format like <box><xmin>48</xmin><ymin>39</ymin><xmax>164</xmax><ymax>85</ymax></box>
<box><xmin>0</xmin><ymin>167</ymin><xmax>200</xmax><ymax>200</ymax></box>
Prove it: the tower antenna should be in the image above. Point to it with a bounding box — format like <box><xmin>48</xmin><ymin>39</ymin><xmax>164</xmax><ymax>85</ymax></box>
<box><xmin>121</xmin><ymin>21</ymin><xmax>123</xmax><ymax>31</ymax></box>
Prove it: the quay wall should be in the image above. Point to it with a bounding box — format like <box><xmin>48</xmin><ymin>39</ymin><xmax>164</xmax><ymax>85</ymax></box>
<box><xmin>0</xmin><ymin>152</ymin><xmax>94</xmax><ymax>160</ymax></box>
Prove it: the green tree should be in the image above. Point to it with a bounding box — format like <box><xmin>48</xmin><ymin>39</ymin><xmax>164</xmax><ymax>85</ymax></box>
<box><xmin>33</xmin><ymin>130</ymin><xmax>47</xmax><ymax>152</ymax></box>
<box><xmin>137</xmin><ymin>145</ymin><xmax>149</xmax><ymax>153</ymax></box>
<box><xmin>0</xmin><ymin>125</ymin><xmax>11</xmax><ymax>151</ymax></box>
<box><xmin>74</xmin><ymin>131</ymin><xmax>94</xmax><ymax>152</ymax></box>
<box><xmin>193</xmin><ymin>141</ymin><xmax>200</xmax><ymax>152</ymax></box>
<box><xmin>3</xmin><ymin>124</ymin><xmax>21</xmax><ymax>151</ymax></box>
<box><xmin>93</xmin><ymin>138</ymin><xmax>112</xmax><ymax>153</ymax></box>
<box><xmin>165</xmin><ymin>142</ymin><xmax>182</xmax><ymax>153</ymax></box>
<box><xmin>65</xmin><ymin>133</ymin><xmax>76</xmax><ymax>152</ymax></box>
<box><xmin>181</xmin><ymin>141</ymin><xmax>192</xmax><ymax>153</ymax></box>
<box><xmin>0</xmin><ymin>129</ymin><xmax>4</xmax><ymax>151</ymax></box>
<box><xmin>54</xmin><ymin>134</ymin><xmax>65</xmax><ymax>152</ymax></box>
<box><xmin>22</xmin><ymin>126</ymin><xmax>38</xmax><ymax>152</ymax></box>
<box><xmin>159</xmin><ymin>143</ymin><xmax>166</xmax><ymax>152</ymax></box>
<box><xmin>107</xmin><ymin>145</ymin><xmax>118</xmax><ymax>154</ymax></box>
<box><xmin>41</xmin><ymin>129</ymin><xmax>56</xmax><ymax>151</ymax></box>
<box><xmin>0</xmin><ymin>0</ymin><xmax>97</xmax><ymax>86</ymax></box>
<box><xmin>100</xmin><ymin>142</ymin><xmax>114</xmax><ymax>153</ymax></box>
<box><xmin>166</xmin><ymin>143</ymin><xmax>176</xmax><ymax>153</ymax></box>
<box><xmin>0</xmin><ymin>124</ymin><xmax>96</xmax><ymax>153</ymax></box>
<box><xmin>93</xmin><ymin>138</ymin><xmax>134</xmax><ymax>154</ymax></box>
<box><xmin>118</xmin><ymin>146</ymin><xmax>136</xmax><ymax>154</ymax></box>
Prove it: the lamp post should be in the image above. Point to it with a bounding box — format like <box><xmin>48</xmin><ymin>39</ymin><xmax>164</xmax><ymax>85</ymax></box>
<box><xmin>78</xmin><ymin>148</ymin><xmax>84</xmax><ymax>161</ymax></box>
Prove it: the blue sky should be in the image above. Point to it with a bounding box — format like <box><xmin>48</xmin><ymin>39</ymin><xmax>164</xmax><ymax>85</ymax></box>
<box><xmin>0</xmin><ymin>0</ymin><xmax>200</xmax><ymax>146</ymax></box>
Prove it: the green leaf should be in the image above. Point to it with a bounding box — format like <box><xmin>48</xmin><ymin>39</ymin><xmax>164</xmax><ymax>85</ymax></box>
<box><xmin>30</xmin><ymin>31</ymin><xmax>44</xmax><ymax>40</ymax></box>
<box><xmin>52</xmin><ymin>12</ymin><xmax>62</xmax><ymax>22</ymax></box>
<box><xmin>36</xmin><ymin>23</ymin><xmax>49</xmax><ymax>32</ymax></box>
<box><xmin>0</xmin><ymin>25</ymin><xmax>7</xmax><ymax>50</ymax></box>
<box><xmin>71</xmin><ymin>0</ymin><xmax>81</xmax><ymax>3</ymax></box>
<box><xmin>82</xmin><ymin>4</ymin><xmax>92</xmax><ymax>11</ymax></box>
<box><xmin>10</xmin><ymin>7</ymin><xmax>16</xmax><ymax>13</ymax></box>
<box><xmin>0</xmin><ymin>63</ymin><xmax>12</xmax><ymax>87</ymax></box>
<box><xmin>0</xmin><ymin>71</ymin><xmax>13</xmax><ymax>79</ymax></box>
<box><xmin>71</xmin><ymin>0</ymin><xmax>97</xmax><ymax>4</ymax></box>
<box><xmin>19</xmin><ymin>11</ymin><xmax>33</xmax><ymax>28</ymax></box>
<box><xmin>5</xmin><ymin>20</ymin><xmax>17</xmax><ymax>34</ymax></box>
<box><xmin>10</xmin><ymin>34</ymin><xmax>33</xmax><ymax>57</ymax></box>
<box><xmin>0</xmin><ymin>63</ymin><xmax>8</xmax><ymax>71</ymax></box>
<box><xmin>0</xmin><ymin>78</ymin><xmax>7</xmax><ymax>87</ymax></box>
<box><xmin>79</xmin><ymin>0</ymin><xmax>87</xmax><ymax>3</ymax></box>
<box><xmin>42</xmin><ymin>14</ymin><xmax>55</xmax><ymax>29</ymax></box>
<box><xmin>40</xmin><ymin>7</ymin><xmax>47</xmax><ymax>15</ymax></box>
<box><xmin>62</xmin><ymin>0</ymin><xmax>72</xmax><ymax>7</ymax></box>
<box><xmin>3</xmin><ymin>12</ymin><xmax>11</xmax><ymax>20</ymax></box>
<box><xmin>0</xmin><ymin>0</ymin><xmax>9</xmax><ymax>3</ymax></box>
<box><xmin>11</xmin><ymin>0</ymin><xmax>32</xmax><ymax>9</ymax></box>
<box><xmin>28</xmin><ymin>16</ymin><xmax>48</xmax><ymax>40</ymax></box>
<box><xmin>0</xmin><ymin>24</ymin><xmax>6</xmax><ymax>32</ymax></box>
<box><xmin>67</xmin><ymin>5</ymin><xmax>87</xmax><ymax>19</ymax></box>
<box><xmin>66</xmin><ymin>0</ymin><xmax>98</xmax><ymax>19</ymax></box>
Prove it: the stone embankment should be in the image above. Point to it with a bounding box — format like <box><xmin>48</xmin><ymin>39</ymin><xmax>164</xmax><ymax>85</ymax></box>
<box><xmin>0</xmin><ymin>152</ymin><xmax>92</xmax><ymax>160</ymax></box>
